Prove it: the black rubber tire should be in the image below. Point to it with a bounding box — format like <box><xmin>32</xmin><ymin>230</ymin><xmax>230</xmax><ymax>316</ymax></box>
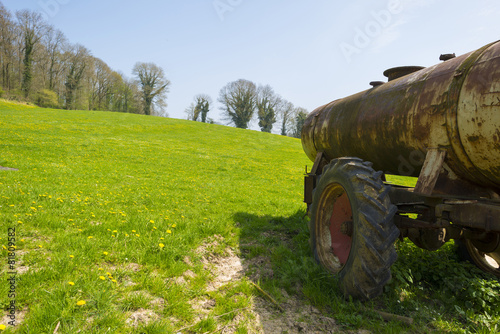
<box><xmin>456</xmin><ymin>238</ymin><xmax>500</xmax><ymax>278</ymax></box>
<box><xmin>309</xmin><ymin>157</ymin><xmax>399</xmax><ymax>301</ymax></box>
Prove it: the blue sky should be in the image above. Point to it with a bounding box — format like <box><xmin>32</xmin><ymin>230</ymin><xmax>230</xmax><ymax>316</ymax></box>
<box><xmin>3</xmin><ymin>0</ymin><xmax>500</xmax><ymax>129</ymax></box>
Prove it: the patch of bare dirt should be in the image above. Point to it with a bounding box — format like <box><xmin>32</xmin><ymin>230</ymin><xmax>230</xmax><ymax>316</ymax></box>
<box><xmin>192</xmin><ymin>235</ymin><xmax>348</xmax><ymax>333</ymax></box>
<box><xmin>125</xmin><ymin>308</ymin><xmax>158</xmax><ymax>327</ymax></box>
<box><xmin>1</xmin><ymin>307</ymin><xmax>28</xmax><ymax>329</ymax></box>
<box><xmin>0</xmin><ymin>166</ymin><xmax>18</xmax><ymax>171</ymax></box>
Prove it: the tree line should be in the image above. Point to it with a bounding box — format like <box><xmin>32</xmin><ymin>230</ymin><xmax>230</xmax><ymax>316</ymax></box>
<box><xmin>1</xmin><ymin>2</ymin><xmax>308</xmax><ymax>137</ymax></box>
<box><xmin>0</xmin><ymin>2</ymin><xmax>169</xmax><ymax>116</ymax></box>
<box><xmin>186</xmin><ymin>79</ymin><xmax>308</xmax><ymax>138</ymax></box>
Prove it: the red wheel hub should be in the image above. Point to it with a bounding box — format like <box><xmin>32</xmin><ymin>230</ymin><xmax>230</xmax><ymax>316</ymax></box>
<box><xmin>329</xmin><ymin>192</ymin><xmax>353</xmax><ymax>265</ymax></box>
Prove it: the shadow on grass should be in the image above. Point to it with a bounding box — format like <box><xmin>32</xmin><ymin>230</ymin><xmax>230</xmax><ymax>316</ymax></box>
<box><xmin>233</xmin><ymin>210</ymin><xmax>341</xmax><ymax>299</ymax></box>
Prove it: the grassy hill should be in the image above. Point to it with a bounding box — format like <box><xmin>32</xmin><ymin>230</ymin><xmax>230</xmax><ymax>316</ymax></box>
<box><xmin>0</xmin><ymin>100</ymin><xmax>498</xmax><ymax>333</ymax></box>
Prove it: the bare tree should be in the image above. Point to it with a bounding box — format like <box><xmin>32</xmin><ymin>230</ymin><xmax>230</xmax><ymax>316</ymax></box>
<box><xmin>218</xmin><ymin>79</ymin><xmax>256</xmax><ymax>129</ymax></box>
<box><xmin>44</xmin><ymin>27</ymin><xmax>66</xmax><ymax>91</ymax></box>
<box><xmin>256</xmin><ymin>85</ymin><xmax>279</xmax><ymax>133</ymax></box>
<box><xmin>132</xmin><ymin>62</ymin><xmax>170</xmax><ymax>116</ymax></box>
<box><xmin>16</xmin><ymin>9</ymin><xmax>47</xmax><ymax>98</ymax></box>
<box><xmin>0</xmin><ymin>3</ymin><xmax>15</xmax><ymax>91</ymax></box>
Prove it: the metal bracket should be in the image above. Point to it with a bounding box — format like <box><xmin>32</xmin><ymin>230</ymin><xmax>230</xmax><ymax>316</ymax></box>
<box><xmin>304</xmin><ymin>152</ymin><xmax>326</xmax><ymax>205</ymax></box>
<box><xmin>414</xmin><ymin>148</ymin><xmax>447</xmax><ymax>195</ymax></box>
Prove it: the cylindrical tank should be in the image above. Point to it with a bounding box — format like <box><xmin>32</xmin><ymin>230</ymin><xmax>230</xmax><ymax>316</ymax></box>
<box><xmin>302</xmin><ymin>41</ymin><xmax>500</xmax><ymax>190</ymax></box>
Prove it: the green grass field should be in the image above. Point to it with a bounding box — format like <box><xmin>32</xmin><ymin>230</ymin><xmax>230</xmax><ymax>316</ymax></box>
<box><xmin>0</xmin><ymin>100</ymin><xmax>499</xmax><ymax>333</ymax></box>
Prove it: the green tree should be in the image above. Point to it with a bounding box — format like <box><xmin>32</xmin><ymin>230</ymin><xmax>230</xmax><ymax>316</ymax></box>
<box><xmin>218</xmin><ymin>79</ymin><xmax>256</xmax><ymax>129</ymax></box>
<box><xmin>256</xmin><ymin>85</ymin><xmax>279</xmax><ymax>133</ymax></box>
<box><xmin>291</xmin><ymin>107</ymin><xmax>308</xmax><ymax>138</ymax></box>
<box><xmin>132</xmin><ymin>62</ymin><xmax>170</xmax><ymax>116</ymax></box>
<box><xmin>278</xmin><ymin>99</ymin><xmax>294</xmax><ymax>136</ymax></box>
<box><xmin>195</xmin><ymin>94</ymin><xmax>211</xmax><ymax>123</ymax></box>
<box><xmin>35</xmin><ymin>89</ymin><xmax>59</xmax><ymax>108</ymax></box>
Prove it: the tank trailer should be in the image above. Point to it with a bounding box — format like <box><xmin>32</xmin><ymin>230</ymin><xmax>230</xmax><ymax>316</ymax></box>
<box><xmin>302</xmin><ymin>40</ymin><xmax>500</xmax><ymax>300</ymax></box>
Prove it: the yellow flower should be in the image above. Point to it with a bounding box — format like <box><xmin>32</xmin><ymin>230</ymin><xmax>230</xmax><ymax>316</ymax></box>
<box><xmin>69</xmin><ymin>255</ymin><xmax>74</xmax><ymax>258</ymax></box>
<box><xmin>99</xmin><ymin>276</ymin><xmax>106</xmax><ymax>280</ymax></box>
<box><xmin>2</xmin><ymin>245</ymin><xmax>6</xmax><ymax>250</ymax></box>
<box><xmin>106</xmin><ymin>272</ymin><xmax>111</xmax><ymax>276</ymax></box>
<box><xmin>98</xmin><ymin>268</ymin><xmax>103</xmax><ymax>271</ymax></box>
<box><xmin>111</xmin><ymin>279</ymin><xmax>117</xmax><ymax>283</ymax></box>
<box><xmin>159</xmin><ymin>243</ymin><xmax>165</xmax><ymax>248</ymax></box>
<box><xmin>167</xmin><ymin>230</ymin><xmax>172</xmax><ymax>234</ymax></box>
<box><xmin>112</xmin><ymin>230</ymin><xmax>118</xmax><ymax>233</ymax></box>
<box><xmin>149</xmin><ymin>220</ymin><xmax>154</xmax><ymax>223</ymax></box>
<box><xmin>135</xmin><ymin>234</ymin><xmax>140</xmax><ymax>237</ymax></box>
<box><xmin>0</xmin><ymin>324</ymin><xmax>7</xmax><ymax>330</ymax></box>
<box><xmin>17</xmin><ymin>221</ymin><xmax>23</xmax><ymax>224</ymax></box>
<box><xmin>20</xmin><ymin>239</ymin><xmax>25</xmax><ymax>242</ymax></box>
<box><xmin>38</xmin><ymin>245</ymin><xmax>42</xmax><ymax>248</ymax></box>
<box><xmin>68</xmin><ymin>282</ymin><xmax>75</xmax><ymax>286</ymax></box>
<box><xmin>172</xmin><ymin>224</ymin><xmax>177</xmax><ymax>228</ymax></box>
<box><xmin>131</xmin><ymin>230</ymin><xmax>136</xmax><ymax>233</ymax></box>
<box><xmin>103</xmin><ymin>251</ymin><xmax>108</xmax><ymax>256</ymax></box>
<box><xmin>76</xmin><ymin>300</ymin><xmax>86</xmax><ymax>306</ymax></box>
<box><xmin>87</xmin><ymin>236</ymin><xmax>93</xmax><ymax>239</ymax></box>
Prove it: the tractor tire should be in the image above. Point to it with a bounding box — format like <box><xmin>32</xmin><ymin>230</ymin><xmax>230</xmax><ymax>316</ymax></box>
<box><xmin>456</xmin><ymin>236</ymin><xmax>500</xmax><ymax>278</ymax></box>
<box><xmin>309</xmin><ymin>157</ymin><xmax>399</xmax><ymax>301</ymax></box>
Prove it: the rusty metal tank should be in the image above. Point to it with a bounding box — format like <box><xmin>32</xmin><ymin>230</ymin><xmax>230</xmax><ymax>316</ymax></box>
<box><xmin>302</xmin><ymin>41</ymin><xmax>500</xmax><ymax>191</ymax></box>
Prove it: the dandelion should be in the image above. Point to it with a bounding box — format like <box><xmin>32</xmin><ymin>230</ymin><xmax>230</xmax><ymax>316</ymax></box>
<box><xmin>99</xmin><ymin>276</ymin><xmax>106</xmax><ymax>280</ymax></box>
<box><xmin>172</xmin><ymin>224</ymin><xmax>177</xmax><ymax>228</ymax></box>
<box><xmin>106</xmin><ymin>272</ymin><xmax>112</xmax><ymax>276</ymax></box>
<box><xmin>159</xmin><ymin>243</ymin><xmax>165</xmax><ymax>248</ymax></box>
<box><xmin>149</xmin><ymin>220</ymin><xmax>154</xmax><ymax>224</ymax></box>
<box><xmin>98</xmin><ymin>268</ymin><xmax>104</xmax><ymax>271</ymax></box>
<box><xmin>0</xmin><ymin>324</ymin><xmax>7</xmax><ymax>330</ymax></box>
<box><xmin>76</xmin><ymin>300</ymin><xmax>86</xmax><ymax>306</ymax></box>
<box><xmin>111</xmin><ymin>279</ymin><xmax>117</xmax><ymax>283</ymax></box>
<box><xmin>68</xmin><ymin>282</ymin><xmax>75</xmax><ymax>286</ymax></box>
<box><xmin>135</xmin><ymin>234</ymin><xmax>140</xmax><ymax>237</ymax></box>
<box><xmin>167</xmin><ymin>230</ymin><xmax>172</xmax><ymax>234</ymax></box>
<box><xmin>112</xmin><ymin>230</ymin><xmax>118</xmax><ymax>233</ymax></box>
<box><xmin>17</xmin><ymin>221</ymin><xmax>23</xmax><ymax>224</ymax></box>
<box><xmin>103</xmin><ymin>251</ymin><xmax>108</xmax><ymax>256</ymax></box>
<box><xmin>69</xmin><ymin>255</ymin><xmax>74</xmax><ymax>258</ymax></box>
<box><xmin>132</xmin><ymin>230</ymin><xmax>136</xmax><ymax>233</ymax></box>
<box><xmin>78</xmin><ymin>229</ymin><xmax>83</xmax><ymax>232</ymax></box>
<box><xmin>87</xmin><ymin>236</ymin><xmax>93</xmax><ymax>239</ymax></box>
<box><xmin>38</xmin><ymin>245</ymin><xmax>42</xmax><ymax>248</ymax></box>
<box><xmin>2</xmin><ymin>245</ymin><xmax>6</xmax><ymax>250</ymax></box>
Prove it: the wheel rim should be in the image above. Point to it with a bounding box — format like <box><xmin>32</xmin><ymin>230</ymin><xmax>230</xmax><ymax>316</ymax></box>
<box><xmin>465</xmin><ymin>239</ymin><xmax>500</xmax><ymax>277</ymax></box>
<box><xmin>330</xmin><ymin>192</ymin><xmax>353</xmax><ymax>265</ymax></box>
<box><xmin>316</xmin><ymin>183</ymin><xmax>353</xmax><ymax>273</ymax></box>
